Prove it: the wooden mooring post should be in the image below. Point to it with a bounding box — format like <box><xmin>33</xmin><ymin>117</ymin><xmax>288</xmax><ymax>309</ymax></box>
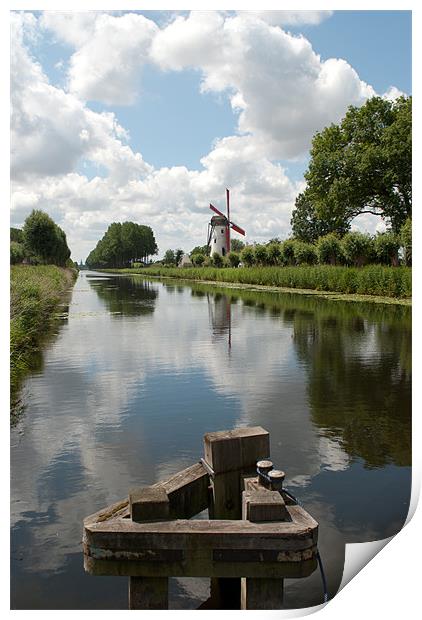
<box><xmin>83</xmin><ymin>426</ymin><xmax>319</xmax><ymax>610</ymax></box>
<box><xmin>203</xmin><ymin>427</ymin><xmax>270</xmax><ymax>607</ymax></box>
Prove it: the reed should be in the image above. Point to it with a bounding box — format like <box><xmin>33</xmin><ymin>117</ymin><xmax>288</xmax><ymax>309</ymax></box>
<box><xmin>10</xmin><ymin>265</ymin><xmax>76</xmax><ymax>406</ymax></box>
<box><xmin>112</xmin><ymin>265</ymin><xmax>411</xmax><ymax>299</ymax></box>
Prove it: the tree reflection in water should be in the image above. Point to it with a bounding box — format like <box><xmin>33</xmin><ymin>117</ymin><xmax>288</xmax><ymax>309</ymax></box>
<box><xmin>87</xmin><ymin>275</ymin><xmax>158</xmax><ymax>317</ymax></box>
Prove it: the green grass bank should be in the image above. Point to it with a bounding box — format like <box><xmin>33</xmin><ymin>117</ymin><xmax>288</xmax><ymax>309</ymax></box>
<box><xmin>105</xmin><ymin>265</ymin><xmax>411</xmax><ymax>301</ymax></box>
<box><xmin>10</xmin><ymin>265</ymin><xmax>77</xmax><ymax>408</ymax></box>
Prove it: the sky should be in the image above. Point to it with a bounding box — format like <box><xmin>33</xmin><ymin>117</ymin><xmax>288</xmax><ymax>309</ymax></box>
<box><xmin>9</xmin><ymin>9</ymin><xmax>412</xmax><ymax>262</ymax></box>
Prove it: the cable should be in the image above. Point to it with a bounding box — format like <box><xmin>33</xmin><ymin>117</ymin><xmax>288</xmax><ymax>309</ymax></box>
<box><xmin>283</xmin><ymin>486</ymin><xmax>329</xmax><ymax>604</ymax></box>
<box><xmin>257</xmin><ymin>469</ymin><xmax>329</xmax><ymax>605</ymax></box>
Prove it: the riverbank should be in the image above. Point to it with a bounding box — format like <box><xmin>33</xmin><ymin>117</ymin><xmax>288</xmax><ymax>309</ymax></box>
<box><xmin>10</xmin><ymin>265</ymin><xmax>77</xmax><ymax>410</ymax></box>
<box><xmin>101</xmin><ymin>265</ymin><xmax>411</xmax><ymax>305</ymax></box>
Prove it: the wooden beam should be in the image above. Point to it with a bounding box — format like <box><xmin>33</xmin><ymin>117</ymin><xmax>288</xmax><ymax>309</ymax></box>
<box><xmin>129</xmin><ymin>576</ymin><xmax>168</xmax><ymax>609</ymax></box>
<box><xmin>84</xmin><ymin>462</ymin><xmax>209</xmax><ymax>525</ymax></box>
<box><xmin>204</xmin><ymin>427</ymin><xmax>270</xmax><ymax>606</ymax></box>
<box><xmin>152</xmin><ymin>462</ymin><xmax>209</xmax><ymax>519</ymax></box>
<box><xmin>130</xmin><ymin>487</ymin><xmax>169</xmax><ymax>522</ymax></box>
<box><xmin>203</xmin><ymin>426</ymin><xmax>270</xmax><ymax>474</ymax></box>
<box><xmin>83</xmin><ymin>506</ymin><xmax>318</xmax><ymax>579</ymax></box>
<box><xmin>84</xmin><ymin>550</ymin><xmax>317</xmax><ymax>579</ymax></box>
<box><xmin>241</xmin><ymin>486</ymin><xmax>288</xmax><ymax>609</ymax></box>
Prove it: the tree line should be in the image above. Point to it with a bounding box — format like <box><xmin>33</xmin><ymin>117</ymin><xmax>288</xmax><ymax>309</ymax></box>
<box><xmin>10</xmin><ymin>210</ymin><xmax>71</xmax><ymax>267</ymax></box>
<box><xmin>169</xmin><ymin>228</ymin><xmax>409</xmax><ymax>270</ymax></box>
<box><xmin>86</xmin><ymin>222</ymin><xmax>158</xmax><ymax>268</ymax></box>
<box><xmin>169</xmin><ymin>95</ymin><xmax>411</xmax><ymax>271</ymax></box>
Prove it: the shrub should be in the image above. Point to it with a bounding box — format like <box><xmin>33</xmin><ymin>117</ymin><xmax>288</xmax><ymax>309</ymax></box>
<box><xmin>10</xmin><ymin>241</ymin><xmax>25</xmax><ymax>265</ymax></box>
<box><xmin>316</xmin><ymin>233</ymin><xmax>343</xmax><ymax>265</ymax></box>
<box><xmin>228</xmin><ymin>251</ymin><xmax>240</xmax><ymax>267</ymax></box>
<box><xmin>241</xmin><ymin>246</ymin><xmax>255</xmax><ymax>267</ymax></box>
<box><xmin>191</xmin><ymin>252</ymin><xmax>205</xmax><ymax>266</ymax></box>
<box><xmin>254</xmin><ymin>244</ymin><xmax>268</xmax><ymax>265</ymax></box>
<box><xmin>400</xmin><ymin>218</ymin><xmax>412</xmax><ymax>266</ymax></box>
<box><xmin>341</xmin><ymin>232</ymin><xmax>375</xmax><ymax>266</ymax></box>
<box><xmin>211</xmin><ymin>253</ymin><xmax>224</xmax><ymax>267</ymax></box>
<box><xmin>280</xmin><ymin>239</ymin><xmax>297</xmax><ymax>265</ymax></box>
<box><xmin>266</xmin><ymin>242</ymin><xmax>282</xmax><ymax>265</ymax></box>
<box><xmin>293</xmin><ymin>241</ymin><xmax>317</xmax><ymax>265</ymax></box>
<box><xmin>374</xmin><ymin>232</ymin><xmax>400</xmax><ymax>266</ymax></box>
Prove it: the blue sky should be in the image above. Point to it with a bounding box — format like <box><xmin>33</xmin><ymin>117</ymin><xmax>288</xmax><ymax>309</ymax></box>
<box><xmin>10</xmin><ymin>10</ymin><xmax>411</xmax><ymax>260</ymax></box>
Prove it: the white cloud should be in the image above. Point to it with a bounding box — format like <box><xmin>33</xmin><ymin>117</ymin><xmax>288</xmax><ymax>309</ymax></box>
<box><xmin>151</xmin><ymin>12</ymin><xmax>375</xmax><ymax>159</ymax></box>
<box><xmin>11</xmin><ymin>13</ymin><xmax>151</xmax><ymax>184</ymax></box>
<box><xmin>238</xmin><ymin>10</ymin><xmax>334</xmax><ymax>26</ymax></box>
<box><xmin>382</xmin><ymin>85</ymin><xmax>406</xmax><ymax>101</ymax></box>
<box><xmin>11</xmin><ymin>10</ymin><xmax>402</xmax><ymax>260</ymax></box>
<box><xmin>42</xmin><ymin>12</ymin><xmax>158</xmax><ymax>105</ymax></box>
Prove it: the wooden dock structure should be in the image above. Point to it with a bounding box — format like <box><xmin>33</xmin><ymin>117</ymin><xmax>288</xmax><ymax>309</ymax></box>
<box><xmin>83</xmin><ymin>426</ymin><xmax>318</xmax><ymax>609</ymax></box>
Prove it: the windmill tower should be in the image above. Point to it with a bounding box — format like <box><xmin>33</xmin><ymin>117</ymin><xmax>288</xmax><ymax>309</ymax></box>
<box><xmin>207</xmin><ymin>189</ymin><xmax>245</xmax><ymax>257</ymax></box>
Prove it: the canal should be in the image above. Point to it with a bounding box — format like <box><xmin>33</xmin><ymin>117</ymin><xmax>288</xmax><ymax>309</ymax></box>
<box><xmin>10</xmin><ymin>271</ymin><xmax>411</xmax><ymax>609</ymax></box>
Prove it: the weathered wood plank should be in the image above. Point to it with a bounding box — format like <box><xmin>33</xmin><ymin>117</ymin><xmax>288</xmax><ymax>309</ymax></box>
<box><xmin>153</xmin><ymin>462</ymin><xmax>209</xmax><ymax>519</ymax></box>
<box><xmin>241</xmin><ymin>578</ymin><xmax>284</xmax><ymax>610</ymax></box>
<box><xmin>242</xmin><ymin>489</ymin><xmax>290</xmax><ymax>522</ymax></box>
<box><xmin>84</xmin><ymin>550</ymin><xmax>318</xmax><ymax>579</ymax></box>
<box><xmin>130</xmin><ymin>486</ymin><xmax>169</xmax><ymax>522</ymax></box>
<box><xmin>83</xmin><ymin>462</ymin><xmax>210</xmax><ymax>525</ymax></box>
<box><xmin>241</xmin><ymin>483</ymin><xmax>288</xmax><ymax>609</ymax></box>
<box><xmin>204</xmin><ymin>426</ymin><xmax>270</xmax><ymax>474</ymax></box>
<box><xmin>84</xmin><ymin>506</ymin><xmax>318</xmax><ymax>540</ymax></box>
<box><xmin>129</xmin><ymin>576</ymin><xmax>168</xmax><ymax>609</ymax></box>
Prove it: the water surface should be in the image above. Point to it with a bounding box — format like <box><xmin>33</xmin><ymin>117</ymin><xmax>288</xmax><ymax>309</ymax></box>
<box><xmin>11</xmin><ymin>272</ymin><xmax>411</xmax><ymax>609</ymax></box>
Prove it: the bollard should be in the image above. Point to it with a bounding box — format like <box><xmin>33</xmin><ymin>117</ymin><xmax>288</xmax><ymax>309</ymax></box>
<box><xmin>268</xmin><ymin>469</ymin><xmax>285</xmax><ymax>491</ymax></box>
<box><xmin>257</xmin><ymin>459</ymin><xmax>273</xmax><ymax>488</ymax></box>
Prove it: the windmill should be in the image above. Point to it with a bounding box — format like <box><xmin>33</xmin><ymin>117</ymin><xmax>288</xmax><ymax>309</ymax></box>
<box><xmin>207</xmin><ymin>189</ymin><xmax>245</xmax><ymax>257</ymax></box>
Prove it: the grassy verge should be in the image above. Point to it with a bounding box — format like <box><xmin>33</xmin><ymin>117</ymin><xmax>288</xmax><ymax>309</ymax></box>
<box><xmin>103</xmin><ymin>265</ymin><xmax>411</xmax><ymax>301</ymax></box>
<box><xmin>10</xmin><ymin>265</ymin><xmax>77</xmax><ymax>409</ymax></box>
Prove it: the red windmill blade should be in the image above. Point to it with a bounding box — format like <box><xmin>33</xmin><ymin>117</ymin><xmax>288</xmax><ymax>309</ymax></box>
<box><xmin>209</xmin><ymin>203</ymin><xmax>225</xmax><ymax>218</ymax></box>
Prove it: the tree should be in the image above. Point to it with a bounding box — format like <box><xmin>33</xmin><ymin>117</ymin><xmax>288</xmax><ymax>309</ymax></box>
<box><xmin>22</xmin><ymin>209</ymin><xmax>71</xmax><ymax>266</ymax></box>
<box><xmin>400</xmin><ymin>218</ymin><xmax>411</xmax><ymax>266</ymax></box>
<box><xmin>374</xmin><ymin>232</ymin><xmax>400</xmax><ymax>266</ymax></box>
<box><xmin>301</xmin><ymin>96</ymin><xmax>411</xmax><ymax>233</ymax></box>
<box><xmin>175</xmin><ymin>249</ymin><xmax>184</xmax><ymax>265</ymax></box>
<box><xmin>10</xmin><ymin>227</ymin><xmax>24</xmax><ymax>243</ymax></box>
<box><xmin>212</xmin><ymin>253</ymin><xmax>223</xmax><ymax>267</ymax></box>
<box><xmin>240</xmin><ymin>246</ymin><xmax>254</xmax><ymax>267</ymax></box>
<box><xmin>293</xmin><ymin>241</ymin><xmax>317</xmax><ymax>265</ymax></box>
<box><xmin>254</xmin><ymin>244</ymin><xmax>268</xmax><ymax>265</ymax></box>
<box><xmin>316</xmin><ymin>233</ymin><xmax>344</xmax><ymax>265</ymax></box>
<box><xmin>85</xmin><ymin>222</ymin><xmax>158</xmax><ymax>268</ymax></box>
<box><xmin>228</xmin><ymin>251</ymin><xmax>240</xmax><ymax>267</ymax></box>
<box><xmin>192</xmin><ymin>253</ymin><xmax>205</xmax><ymax>266</ymax></box>
<box><xmin>230</xmin><ymin>239</ymin><xmax>245</xmax><ymax>253</ymax></box>
<box><xmin>341</xmin><ymin>232</ymin><xmax>375</xmax><ymax>267</ymax></box>
<box><xmin>266</xmin><ymin>242</ymin><xmax>282</xmax><ymax>265</ymax></box>
<box><xmin>190</xmin><ymin>244</ymin><xmax>210</xmax><ymax>257</ymax></box>
<box><xmin>163</xmin><ymin>249</ymin><xmax>176</xmax><ymax>266</ymax></box>
<box><xmin>10</xmin><ymin>241</ymin><xmax>24</xmax><ymax>264</ymax></box>
<box><xmin>280</xmin><ymin>239</ymin><xmax>297</xmax><ymax>266</ymax></box>
<box><xmin>291</xmin><ymin>192</ymin><xmax>350</xmax><ymax>242</ymax></box>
